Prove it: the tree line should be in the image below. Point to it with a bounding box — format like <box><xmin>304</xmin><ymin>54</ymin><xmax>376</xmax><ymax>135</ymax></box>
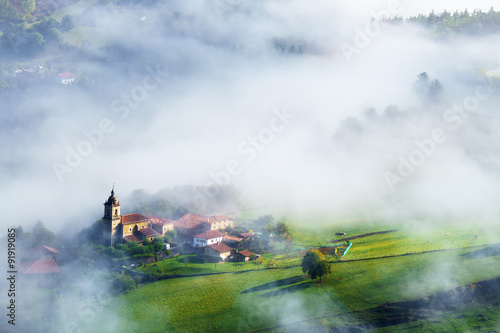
<box><xmin>388</xmin><ymin>8</ymin><xmax>500</xmax><ymax>37</ymax></box>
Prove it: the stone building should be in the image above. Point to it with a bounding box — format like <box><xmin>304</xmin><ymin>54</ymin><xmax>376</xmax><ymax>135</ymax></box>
<box><xmin>175</xmin><ymin>213</ymin><xmax>234</xmax><ymax>237</ymax></box>
<box><xmin>102</xmin><ymin>187</ymin><xmax>173</xmax><ymax>246</ymax></box>
<box><xmin>101</xmin><ymin>187</ymin><xmax>232</xmax><ymax>247</ymax></box>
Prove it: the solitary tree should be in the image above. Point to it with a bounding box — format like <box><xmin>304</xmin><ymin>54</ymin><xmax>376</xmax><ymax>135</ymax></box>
<box><xmin>301</xmin><ymin>249</ymin><xmax>331</xmax><ymax>282</ymax></box>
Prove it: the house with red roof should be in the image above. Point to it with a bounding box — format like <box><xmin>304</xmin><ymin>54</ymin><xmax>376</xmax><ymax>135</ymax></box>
<box><xmin>56</xmin><ymin>72</ymin><xmax>75</xmax><ymax>85</ymax></box>
<box><xmin>198</xmin><ymin>242</ymin><xmax>233</xmax><ymax>263</ymax></box>
<box><xmin>18</xmin><ymin>259</ymin><xmax>61</xmax><ymax>287</ymax></box>
<box><xmin>233</xmin><ymin>249</ymin><xmax>255</xmax><ymax>262</ymax></box>
<box><xmin>192</xmin><ymin>230</ymin><xmax>224</xmax><ymax>248</ymax></box>
<box><xmin>174</xmin><ymin>213</ymin><xmax>233</xmax><ymax>236</ymax></box>
<box><xmin>19</xmin><ymin>260</ymin><xmax>61</xmax><ymax>275</ymax></box>
<box><xmin>150</xmin><ymin>217</ymin><xmax>175</xmax><ymax>235</ymax></box>
<box><xmin>222</xmin><ymin>234</ymin><xmax>243</xmax><ymax>246</ymax></box>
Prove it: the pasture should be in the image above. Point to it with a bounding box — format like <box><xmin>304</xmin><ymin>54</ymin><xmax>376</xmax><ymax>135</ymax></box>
<box><xmin>87</xmin><ymin>220</ymin><xmax>500</xmax><ymax>332</ymax></box>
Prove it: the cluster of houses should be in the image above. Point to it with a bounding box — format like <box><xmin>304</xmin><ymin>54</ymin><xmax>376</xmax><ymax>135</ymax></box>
<box><xmin>18</xmin><ymin>245</ymin><xmax>61</xmax><ymax>286</ymax></box>
<box><xmin>102</xmin><ymin>187</ymin><xmax>259</xmax><ymax>263</ymax></box>
<box><xmin>192</xmin><ymin>229</ymin><xmax>258</xmax><ymax>263</ymax></box>
<box><xmin>12</xmin><ymin>68</ymin><xmax>76</xmax><ymax>86</ymax></box>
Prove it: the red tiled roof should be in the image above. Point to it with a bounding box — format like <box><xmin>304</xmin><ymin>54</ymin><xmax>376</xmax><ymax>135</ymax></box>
<box><xmin>121</xmin><ymin>213</ymin><xmax>151</xmax><ymax>225</ymax></box>
<box><xmin>57</xmin><ymin>73</ymin><xmax>75</xmax><ymax>79</ymax></box>
<box><xmin>124</xmin><ymin>234</ymin><xmax>141</xmax><ymax>243</ymax></box>
<box><xmin>224</xmin><ymin>235</ymin><xmax>243</xmax><ymax>242</ymax></box>
<box><xmin>238</xmin><ymin>250</ymin><xmax>254</xmax><ymax>257</ymax></box>
<box><xmin>239</xmin><ymin>233</ymin><xmax>255</xmax><ymax>238</ymax></box>
<box><xmin>138</xmin><ymin>228</ymin><xmax>161</xmax><ymax>238</ymax></box>
<box><xmin>193</xmin><ymin>230</ymin><xmax>224</xmax><ymax>240</ymax></box>
<box><xmin>20</xmin><ymin>260</ymin><xmax>61</xmax><ymax>274</ymax></box>
<box><xmin>212</xmin><ymin>215</ymin><xmax>233</xmax><ymax>222</ymax></box>
<box><xmin>175</xmin><ymin>213</ymin><xmax>233</xmax><ymax>229</ymax></box>
<box><xmin>42</xmin><ymin>245</ymin><xmax>59</xmax><ymax>254</ymax></box>
<box><xmin>175</xmin><ymin>213</ymin><xmax>208</xmax><ymax>229</ymax></box>
<box><xmin>149</xmin><ymin>216</ymin><xmax>175</xmax><ymax>225</ymax></box>
<box><xmin>207</xmin><ymin>243</ymin><xmax>233</xmax><ymax>253</ymax></box>
<box><xmin>28</xmin><ymin>245</ymin><xmax>59</xmax><ymax>257</ymax></box>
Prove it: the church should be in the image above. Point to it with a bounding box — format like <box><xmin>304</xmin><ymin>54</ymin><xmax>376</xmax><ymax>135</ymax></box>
<box><xmin>102</xmin><ymin>187</ymin><xmax>234</xmax><ymax>246</ymax></box>
<box><xmin>102</xmin><ymin>187</ymin><xmax>175</xmax><ymax>246</ymax></box>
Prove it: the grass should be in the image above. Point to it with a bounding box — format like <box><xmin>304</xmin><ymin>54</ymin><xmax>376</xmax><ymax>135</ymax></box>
<box><xmin>286</xmin><ymin>219</ymin><xmax>500</xmax><ymax>261</ymax></box>
<box><xmin>135</xmin><ymin>254</ymin><xmax>271</xmax><ymax>276</ymax></box>
<box><xmin>87</xmin><ymin>237</ymin><xmax>500</xmax><ymax>332</ymax></box>
<box><xmin>134</xmin><ymin>251</ymin><xmax>311</xmax><ymax>277</ymax></box>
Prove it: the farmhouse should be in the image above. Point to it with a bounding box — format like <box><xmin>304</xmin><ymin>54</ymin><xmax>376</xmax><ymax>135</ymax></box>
<box><xmin>192</xmin><ymin>230</ymin><xmax>224</xmax><ymax>247</ymax></box>
<box><xmin>56</xmin><ymin>72</ymin><xmax>75</xmax><ymax>85</ymax></box>
<box><xmin>223</xmin><ymin>235</ymin><xmax>242</xmax><ymax>246</ymax></box>
<box><xmin>19</xmin><ymin>260</ymin><xmax>61</xmax><ymax>275</ymax></box>
<box><xmin>239</xmin><ymin>232</ymin><xmax>255</xmax><ymax>240</ymax></box>
<box><xmin>150</xmin><ymin>217</ymin><xmax>176</xmax><ymax>235</ymax></box>
<box><xmin>198</xmin><ymin>242</ymin><xmax>233</xmax><ymax>263</ymax></box>
<box><xmin>175</xmin><ymin>213</ymin><xmax>233</xmax><ymax>236</ymax></box>
<box><xmin>233</xmin><ymin>249</ymin><xmax>255</xmax><ymax>262</ymax></box>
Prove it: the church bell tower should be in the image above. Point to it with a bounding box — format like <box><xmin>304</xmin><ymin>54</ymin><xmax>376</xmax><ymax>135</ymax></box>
<box><xmin>103</xmin><ymin>185</ymin><xmax>121</xmax><ymax>246</ymax></box>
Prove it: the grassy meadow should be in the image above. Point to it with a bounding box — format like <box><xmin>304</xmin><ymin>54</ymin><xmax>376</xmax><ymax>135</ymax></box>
<box><xmin>82</xmin><ymin>220</ymin><xmax>500</xmax><ymax>332</ymax></box>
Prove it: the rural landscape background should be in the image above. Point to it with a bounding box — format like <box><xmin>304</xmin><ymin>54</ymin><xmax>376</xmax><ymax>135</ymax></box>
<box><xmin>1</xmin><ymin>0</ymin><xmax>500</xmax><ymax>332</ymax></box>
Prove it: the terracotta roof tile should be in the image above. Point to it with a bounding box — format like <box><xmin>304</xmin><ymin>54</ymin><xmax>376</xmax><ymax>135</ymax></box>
<box><xmin>138</xmin><ymin>228</ymin><xmax>161</xmax><ymax>238</ymax></box>
<box><xmin>193</xmin><ymin>230</ymin><xmax>224</xmax><ymax>240</ymax></box>
<box><xmin>238</xmin><ymin>250</ymin><xmax>254</xmax><ymax>257</ymax></box>
<box><xmin>207</xmin><ymin>243</ymin><xmax>233</xmax><ymax>253</ymax></box>
<box><xmin>21</xmin><ymin>260</ymin><xmax>61</xmax><ymax>274</ymax></box>
<box><xmin>175</xmin><ymin>213</ymin><xmax>233</xmax><ymax>229</ymax></box>
<box><xmin>149</xmin><ymin>217</ymin><xmax>175</xmax><ymax>225</ymax></box>
<box><xmin>121</xmin><ymin>213</ymin><xmax>151</xmax><ymax>225</ymax></box>
<box><xmin>212</xmin><ymin>215</ymin><xmax>233</xmax><ymax>222</ymax></box>
<box><xmin>223</xmin><ymin>235</ymin><xmax>243</xmax><ymax>242</ymax></box>
<box><xmin>124</xmin><ymin>234</ymin><xmax>141</xmax><ymax>242</ymax></box>
<box><xmin>28</xmin><ymin>245</ymin><xmax>59</xmax><ymax>257</ymax></box>
<box><xmin>57</xmin><ymin>72</ymin><xmax>75</xmax><ymax>79</ymax></box>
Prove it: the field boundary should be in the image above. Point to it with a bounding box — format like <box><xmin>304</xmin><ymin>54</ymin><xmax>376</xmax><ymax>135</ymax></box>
<box><xmin>332</xmin><ymin>243</ymin><xmax>496</xmax><ymax>264</ymax></box>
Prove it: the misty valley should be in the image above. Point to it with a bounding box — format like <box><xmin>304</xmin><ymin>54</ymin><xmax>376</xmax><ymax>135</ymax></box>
<box><xmin>2</xmin><ymin>0</ymin><xmax>500</xmax><ymax>332</ymax></box>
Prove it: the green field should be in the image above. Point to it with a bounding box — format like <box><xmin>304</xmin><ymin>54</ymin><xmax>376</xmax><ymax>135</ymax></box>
<box><xmin>135</xmin><ymin>254</ymin><xmax>273</xmax><ymax>276</ymax></box>
<box><xmin>80</xmin><ymin>220</ymin><xmax>500</xmax><ymax>332</ymax></box>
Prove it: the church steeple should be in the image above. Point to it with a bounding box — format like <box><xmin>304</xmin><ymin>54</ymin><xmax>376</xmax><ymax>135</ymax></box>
<box><xmin>105</xmin><ymin>185</ymin><xmax>120</xmax><ymax>207</ymax></box>
<box><xmin>103</xmin><ymin>185</ymin><xmax>121</xmax><ymax>246</ymax></box>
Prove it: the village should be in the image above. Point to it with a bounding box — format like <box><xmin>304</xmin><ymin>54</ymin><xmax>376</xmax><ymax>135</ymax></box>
<box><xmin>14</xmin><ymin>187</ymin><xmax>350</xmax><ymax>285</ymax></box>
<box><xmin>101</xmin><ymin>186</ymin><xmax>263</xmax><ymax>264</ymax></box>
<box><xmin>8</xmin><ymin>186</ymin><xmax>500</xmax><ymax>333</ymax></box>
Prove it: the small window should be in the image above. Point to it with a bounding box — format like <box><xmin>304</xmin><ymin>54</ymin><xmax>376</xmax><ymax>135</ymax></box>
<box><xmin>129</xmin><ymin>227</ymin><xmax>132</xmax><ymax>232</ymax></box>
